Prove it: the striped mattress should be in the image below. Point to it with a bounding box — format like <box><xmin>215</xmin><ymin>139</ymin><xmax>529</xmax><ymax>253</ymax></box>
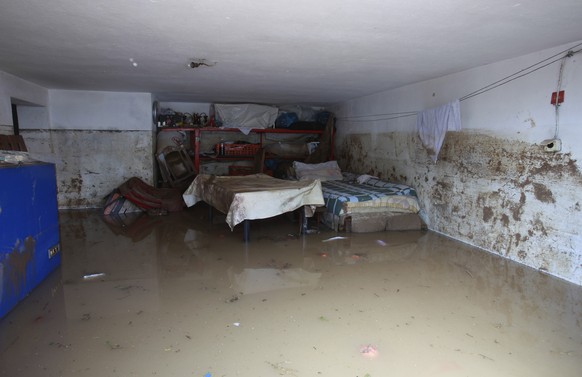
<box><xmin>321</xmin><ymin>179</ymin><xmax>420</xmax><ymax>216</ymax></box>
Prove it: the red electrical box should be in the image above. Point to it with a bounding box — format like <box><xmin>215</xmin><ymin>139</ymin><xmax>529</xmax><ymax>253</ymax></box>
<box><xmin>551</xmin><ymin>90</ymin><xmax>565</xmax><ymax>105</ymax></box>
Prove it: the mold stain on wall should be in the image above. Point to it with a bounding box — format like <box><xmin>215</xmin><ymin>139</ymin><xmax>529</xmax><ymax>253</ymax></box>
<box><xmin>337</xmin><ymin>131</ymin><xmax>582</xmax><ymax>285</ymax></box>
<box><xmin>21</xmin><ymin>129</ymin><xmax>154</xmax><ymax>208</ymax></box>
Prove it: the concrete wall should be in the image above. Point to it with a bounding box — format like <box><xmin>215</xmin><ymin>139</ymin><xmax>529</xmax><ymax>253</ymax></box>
<box><xmin>18</xmin><ymin>90</ymin><xmax>154</xmax><ymax>209</ymax></box>
<box><xmin>0</xmin><ymin>71</ymin><xmax>48</xmax><ymax>134</ymax></box>
<box><xmin>332</xmin><ymin>41</ymin><xmax>582</xmax><ymax>285</ymax></box>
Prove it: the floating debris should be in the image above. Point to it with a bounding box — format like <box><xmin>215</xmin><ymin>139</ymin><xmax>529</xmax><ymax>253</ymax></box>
<box><xmin>164</xmin><ymin>345</ymin><xmax>181</xmax><ymax>353</ymax></box>
<box><xmin>360</xmin><ymin>344</ymin><xmax>378</xmax><ymax>359</ymax></box>
<box><xmin>226</xmin><ymin>295</ymin><xmax>239</xmax><ymax>303</ymax></box>
<box><xmin>322</xmin><ymin>236</ymin><xmax>349</xmax><ymax>242</ymax></box>
<box><xmin>267</xmin><ymin>361</ymin><xmax>298</xmax><ymax>376</ymax></box>
<box><xmin>83</xmin><ymin>273</ymin><xmax>106</xmax><ymax>280</ymax></box>
<box><xmin>49</xmin><ymin>341</ymin><xmax>71</xmax><ymax>349</ymax></box>
<box><xmin>376</xmin><ymin>240</ymin><xmax>387</xmax><ymax>246</ymax></box>
<box><xmin>106</xmin><ymin>341</ymin><xmax>122</xmax><ymax>350</ymax></box>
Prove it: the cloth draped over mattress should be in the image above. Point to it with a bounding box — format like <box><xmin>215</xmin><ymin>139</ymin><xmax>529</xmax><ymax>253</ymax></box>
<box><xmin>416</xmin><ymin>100</ymin><xmax>461</xmax><ymax>162</ymax></box>
<box><xmin>182</xmin><ymin>174</ymin><xmax>324</xmax><ymax>230</ymax></box>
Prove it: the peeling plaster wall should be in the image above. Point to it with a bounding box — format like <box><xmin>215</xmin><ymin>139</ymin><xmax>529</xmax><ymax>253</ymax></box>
<box><xmin>18</xmin><ymin>90</ymin><xmax>154</xmax><ymax>209</ymax></box>
<box><xmin>332</xmin><ymin>41</ymin><xmax>582</xmax><ymax>285</ymax></box>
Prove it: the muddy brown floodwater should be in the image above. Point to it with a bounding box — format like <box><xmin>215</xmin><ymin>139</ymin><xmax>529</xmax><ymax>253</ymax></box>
<box><xmin>1</xmin><ymin>206</ymin><xmax>581</xmax><ymax>376</ymax></box>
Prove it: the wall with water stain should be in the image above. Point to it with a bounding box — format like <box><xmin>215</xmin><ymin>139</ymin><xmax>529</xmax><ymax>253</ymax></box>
<box><xmin>20</xmin><ymin>129</ymin><xmax>154</xmax><ymax>208</ymax></box>
<box><xmin>17</xmin><ymin>90</ymin><xmax>154</xmax><ymax>208</ymax></box>
<box><xmin>333</xmin><ymin>41</ymin><xmax>582</xmax><ymax>285</ymax></box>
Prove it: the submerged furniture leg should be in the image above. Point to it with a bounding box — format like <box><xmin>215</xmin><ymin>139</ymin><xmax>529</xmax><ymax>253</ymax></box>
<box><xmin>243</xmin><ymin>219</ymin><xmax>250</xmax><ymax>242</ymax></box>
<box><xmin>299</xmin><ymin>207</ymin><xmax>308</xmax><ymax>235</ymax></box>
<box><xmin>208</xmin><ymin>203</ymin><xmax>213</xmax><ymax>224</ymax></box>
<box><xmin>340</xmin><ymin>216</ymin><xmax>352</xmax><ymax>232</ymax></box>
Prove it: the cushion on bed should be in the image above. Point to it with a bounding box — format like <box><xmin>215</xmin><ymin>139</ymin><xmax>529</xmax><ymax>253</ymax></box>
<box><xmin>341</xmin><ymin>172</ymin><xmax>359</xmax><ymax>182</ymax></box>
<box><xmin>293</xmin><ymin>160</ymin><xmax>343</xmax><ymax>181</ymax></box>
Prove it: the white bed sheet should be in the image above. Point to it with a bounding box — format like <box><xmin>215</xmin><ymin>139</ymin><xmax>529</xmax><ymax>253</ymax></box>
<box><xmin>182</xmin><ymin>174</ymin><xmax>324</xmax><ymax>230</ymax></box>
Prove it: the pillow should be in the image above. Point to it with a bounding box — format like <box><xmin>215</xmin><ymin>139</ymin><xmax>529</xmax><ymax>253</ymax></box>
<box><xmin>341</xmin><ymin>171</ymin><xmax>359</xmax><ymax>182</ymax></box>
<box><xmin>293</xmin><ymin>160</ymin><xmax>343</xmax><ymax>181</ymax></box>
<box><xmin>356</xmin><ymin>174</ymin><xmax>378</xmax><ymax>185</ymax></box>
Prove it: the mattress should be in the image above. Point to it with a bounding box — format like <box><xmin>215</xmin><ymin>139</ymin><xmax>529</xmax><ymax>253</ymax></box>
<box><xmin>321</xmin><ymin>179</ymin><xmax>420</xmax><ymax>216</ymax></box>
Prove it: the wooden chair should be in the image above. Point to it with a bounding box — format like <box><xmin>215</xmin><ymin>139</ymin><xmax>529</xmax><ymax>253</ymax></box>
<box><xmin>156</xmin><ymin>146</ymin><xmax>196</xmax><ymax>189</ymax></box>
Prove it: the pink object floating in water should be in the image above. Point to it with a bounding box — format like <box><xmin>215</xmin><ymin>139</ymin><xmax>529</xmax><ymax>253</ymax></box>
<box><xmin>360</xmin><ymin>344</ymin><xmax>378</xmax><ymax>359</ymax></box>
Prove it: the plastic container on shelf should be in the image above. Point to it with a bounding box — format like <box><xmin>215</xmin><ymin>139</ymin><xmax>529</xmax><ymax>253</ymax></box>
<box><xmin>215</xmin><ymin>143</ymin><xmax>261</xmax><ymax>157</ymax></box>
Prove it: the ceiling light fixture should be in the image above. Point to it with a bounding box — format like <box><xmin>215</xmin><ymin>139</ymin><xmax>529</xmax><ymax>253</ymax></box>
<box><xmin>187</xmin><ymin>59</ymin><xmax>215</xmax><ymax>68</ymax></box>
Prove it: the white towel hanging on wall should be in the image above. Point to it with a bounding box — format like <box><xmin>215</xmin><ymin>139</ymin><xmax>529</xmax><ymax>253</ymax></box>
<box><xmin>416</xmin><ymin>100</ymin><xmax>461</xmax><ymax>162</ymax></box>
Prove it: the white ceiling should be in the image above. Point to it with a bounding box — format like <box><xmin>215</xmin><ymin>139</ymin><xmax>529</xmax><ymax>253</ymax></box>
<box><xmin>0</xmin><ymin>0</ymin><xmax>581</xmax><ymax>106</ymax></box>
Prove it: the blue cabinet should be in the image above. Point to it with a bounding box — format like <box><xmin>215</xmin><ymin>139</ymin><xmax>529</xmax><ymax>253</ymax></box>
<box><xmin>0</xmin><ymin>162</ymin><xmax>61</xmax><ymax>319</ymax></box>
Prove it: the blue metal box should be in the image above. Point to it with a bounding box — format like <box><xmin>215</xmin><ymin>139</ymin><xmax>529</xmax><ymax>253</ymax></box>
<box><xmin>0</xmin><ymin>162</ymin><xmax>61</xmax><ymax>319</ymax></box>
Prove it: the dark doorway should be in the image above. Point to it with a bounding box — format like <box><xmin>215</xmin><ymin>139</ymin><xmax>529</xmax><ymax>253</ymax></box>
<box><xmin>11</xmin><ymin>104</ymin><xmax>19</xmax><ymax>135</ymax></box>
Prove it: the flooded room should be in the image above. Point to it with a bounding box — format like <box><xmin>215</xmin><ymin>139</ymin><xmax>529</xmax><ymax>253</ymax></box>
<box><xmin>1</xmin><ymin>1</ymin><xmax>582</xmax><ymax>376</ymax></box>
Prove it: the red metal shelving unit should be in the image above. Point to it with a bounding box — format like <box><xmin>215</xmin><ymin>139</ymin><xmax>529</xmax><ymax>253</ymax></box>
<box><xmin>159</xmin><ymin>126</ymin><xmax>334</xmax><ymax>174</ymax></box>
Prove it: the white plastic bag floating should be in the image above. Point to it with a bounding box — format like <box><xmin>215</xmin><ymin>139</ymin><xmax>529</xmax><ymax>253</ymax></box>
<box><xmin>214</xmin><ymin>104</ymin><xmax>278</xmax><ymax>130</ymax></box>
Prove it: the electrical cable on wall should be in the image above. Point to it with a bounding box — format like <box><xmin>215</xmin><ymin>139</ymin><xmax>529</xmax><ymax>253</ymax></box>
<box><xmin>459</xmin><ymin>44</ymin><xmax>581</xmax><ymax>101</ymax></box>
<box><xmin>337</xmin><ymin>113</ymin><xmax>417</xmax><ymax>123</ymax></box>
<box><xmin>337</xmin><ymin>42</ymin><xmax>582</xmax><ymax>123</ymax></box>
<box><xmin>552</xmin><ymin>50</ymin><xmax>575</xmax><ymax>139</ymax></box>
